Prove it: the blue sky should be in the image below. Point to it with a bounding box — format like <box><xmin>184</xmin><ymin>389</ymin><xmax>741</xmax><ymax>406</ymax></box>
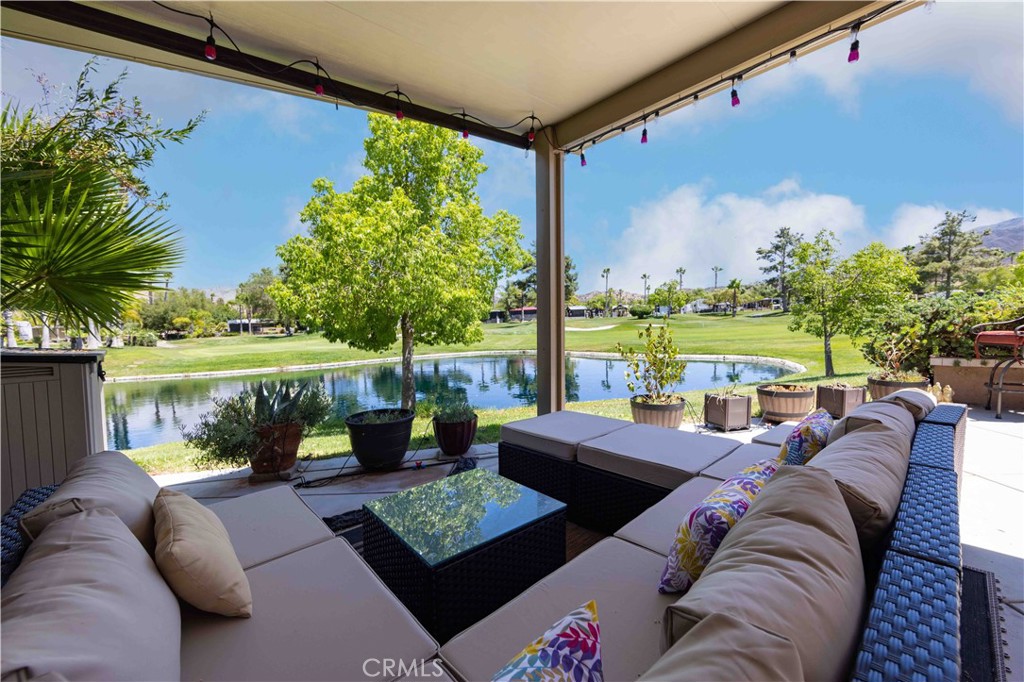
<box><xmin>2</xmin><ymin>1</ymin><xmax>1021</xmax><ymax>297</ymax></box>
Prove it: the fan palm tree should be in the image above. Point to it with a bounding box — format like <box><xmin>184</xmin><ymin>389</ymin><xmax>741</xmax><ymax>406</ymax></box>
<box><xmin>727</xmin><ymin>278</ymin><xmax>742</xmax><ymax>317</ymax></box>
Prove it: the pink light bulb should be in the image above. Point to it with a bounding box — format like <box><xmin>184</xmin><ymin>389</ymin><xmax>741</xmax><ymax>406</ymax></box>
<box><xmin>528</xmin><ymin>129</ymin><xmax>535</xmax><ymax>142</ymax></box>
<box><xmin>731</xmin><ymin>89</ymin><xmax>740</xmax><ymax>107</ymax></box>
<box><xmin>641</xmin><ymin>128</ymin><xmax>648</xmax><ymax>144</ymax></box>
<box><xmin>462</xmin><ymin>128</ymin><xmax>469</xmax><ymax>139</ymax></box>
<box><xmin>848</xmin><ymin>40</ymin><xmax>860</xmax><ymax>63</ymax></box>
<box><xmin>314</xmin><ymin>81</ymin><xmax>324</xmax><ymax>96</ymax></box>
<box><xmin>580</xmin><ymin>153</ymin><xmax>587</xmax><ymax>167</ymax></box>
<box><xmin>396</xmin><ymin>108</ymin><xmax>404</xmax><ymax>121</ymax></box>
<box><xmin>204</xmin><ymin>36</ymin><xmax>217</xmax><ymax>61</ymax></box>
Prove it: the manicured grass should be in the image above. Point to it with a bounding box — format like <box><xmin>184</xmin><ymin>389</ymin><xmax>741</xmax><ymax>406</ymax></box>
<box><xmin>118</xmin><ymin>312</ymin><xmax>876</xmax><ymax>474</ymax></box>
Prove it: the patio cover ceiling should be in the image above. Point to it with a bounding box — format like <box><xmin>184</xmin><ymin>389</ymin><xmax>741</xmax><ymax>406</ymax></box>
<box><xmin>1</xmin><ymin>1</ymin><xmax>917</xmax><ymax>149</ymax></box>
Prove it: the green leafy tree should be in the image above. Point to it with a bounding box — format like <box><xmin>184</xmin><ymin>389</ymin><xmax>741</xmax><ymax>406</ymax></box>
<box><xmin>236</xmin><ymin>267</ymin><xmax>280</xmax><ymax>325</ymax></box>
<box><xmin>649</xmin><ymin>280</ymin><xmax>682</xmax><ymax>310</ymax></box>
<box><xmin>788</xmin><ymin>230</ymin><xmax>917</xmax><ymax>377</ymax></box>
<box><xmin>727</xmin><ymin>278</ymin><xmax>743</xmax><ymax>317</ymax></box>
<box><xmin>273</xmin><ymin>114</ymin><xmax>527</xmax><ymax>410</ymax></box>
<box><xmin>1</xmin><ymin>61</ymin><xmax>200</xmax><ymax>330</ymax></box>
<box><xmin>756</xmin><ymin>227</ymin><xmax>803</xmax><ymax>311</ymax></box>
<box><xmin>512</xmin><ymin>244</ymin><xmax>578</xmax><ymax>303</ymax></box>
<box><xmin>912</xmin><ymin>210</ymin><xmax>1006</xmax><ymax>298</ymax></box>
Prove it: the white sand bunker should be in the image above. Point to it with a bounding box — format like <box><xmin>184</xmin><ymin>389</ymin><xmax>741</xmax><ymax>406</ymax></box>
<box><xmin>566</xmin><ymin>325</ymin><xmax>617</xmax><ymax>332</ymax></box>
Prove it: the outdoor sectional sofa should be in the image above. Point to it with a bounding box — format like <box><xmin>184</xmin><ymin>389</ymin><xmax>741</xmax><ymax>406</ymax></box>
<box><xmin>0</xmin><ymin>392</ymin><xmax>966</xmax><ymax>681</ymax></box>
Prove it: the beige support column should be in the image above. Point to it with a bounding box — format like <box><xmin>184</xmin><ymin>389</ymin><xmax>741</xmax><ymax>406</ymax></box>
<box><xmin>534</xmin><ymin>133</ymin><xmax>565</xmax><ymax>414</ymax></box>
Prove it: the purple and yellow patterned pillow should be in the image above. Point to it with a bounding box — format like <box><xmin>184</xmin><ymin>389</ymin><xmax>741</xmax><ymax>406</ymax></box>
<box><xmin>658</xmin><ymin>459</ymin><xmax>780</xmax><ymax>594</ymax></box>
<box><xmin>492</xmin><ymin>600</ymin><xmax>602</xmax><ymax>682</ymax></box>
<box><xmin>780</xmin><ymin>408</ymin><xmax>834</xmax><ymax>465</ymax></box>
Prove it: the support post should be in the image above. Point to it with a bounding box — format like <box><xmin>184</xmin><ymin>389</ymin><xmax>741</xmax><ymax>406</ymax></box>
<box><xmin>534</xmin><ymin>133</ymin><xmax>565</xmax><ymax>414</ymax></box>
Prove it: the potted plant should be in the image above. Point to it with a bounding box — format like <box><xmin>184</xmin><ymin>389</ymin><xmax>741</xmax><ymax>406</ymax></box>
<box><xmin>816</xmin><ymin>382</ymin><xmax>867</xmax><ymax>418</ymax></box>
<box><xmin>616</xmin><ymin>323</ymin><xmax>687</xmax><ymax>428</ymax></box>
<box><xmin>756</xmin><ymin>383</ymin><xmax>815</xmax><ymax>423</ymax></box>
<box><xmin>432</xmin><ymin>402</ymin><xmax>478</xmax><ymax>457</ymax></box>
<box><xmin>864</xmin><ymin>333</ymin><xmax>929</xmax><ymax>400</ymax></box>
<box><xmin>345</xmin><ymin>408</ymin><xmax>416</xmax><ymax>470</ymax></box>
<box><xmin>182</xmin><ymin>380</ymin><xmax>333</xmax><ymax>474</ymax></box>
<box><xmin>704</xmin><ymin>385</ymin><xmax>751</xmax><ymax>432</ymax></box>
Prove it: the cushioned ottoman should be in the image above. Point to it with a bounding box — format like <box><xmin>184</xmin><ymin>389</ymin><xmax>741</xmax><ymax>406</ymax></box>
<box><xmin>498</xmin><ymin>411</ymin><xmax>630</xmax><ymax>505</ymax></box>
<box><xmin>574</xmin><ymin>425</ymin><xmax>740</xmax><ymax>532</ymax></box>
<box><xmin>699</xmin><ymin>443</ymin><xmax>782</xmax><ymax>481</ymax></box>
<box><xmin>750</xmin><ymin>421</ymin><xmax>799</xmax><ymax>447</ymax></box>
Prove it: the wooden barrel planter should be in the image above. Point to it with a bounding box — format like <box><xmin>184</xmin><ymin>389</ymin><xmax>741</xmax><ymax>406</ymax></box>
<box><xmin>630</xmin><ymin>396</ymin><xmax>686</xmax><ymax>429</ymax></box>
<box><xmin>345</xmin><ymin>408</ymin><xmax>415</xmax><ymax>470</ymax></box>
<box><xmin>867</xmin><ymin>376</ymin><xmax>929</xmax><ymax>401</ymax></box>
<box><xmin>816</xmin><ymin>385</ymin><xmax>867</xmax><ymax>419</ymax></box>
<box><xmin>756</xmin><ymin>384</ymin><xmax>814</xmax><ymax>423</ymax></box>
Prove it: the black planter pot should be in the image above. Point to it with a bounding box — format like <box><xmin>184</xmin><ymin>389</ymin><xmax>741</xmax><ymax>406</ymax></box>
<box><xmin>433</xmin><ymin>416</ymin><xmax>478</xmax><ymax>457</ymax></box>
<box><xmin>345</xmin><ymin>408</ymin><xmax>415</xmax><ymax>470</ymax></box>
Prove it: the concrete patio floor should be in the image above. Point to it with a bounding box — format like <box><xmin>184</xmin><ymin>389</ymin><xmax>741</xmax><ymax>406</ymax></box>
<box><xmin>157</xmin><ymin>405</ymin><xmax>1024</xmax><ymax>675</ymax></box>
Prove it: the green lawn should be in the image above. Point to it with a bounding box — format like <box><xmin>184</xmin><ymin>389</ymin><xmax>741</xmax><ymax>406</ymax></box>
<box><xmin>121</xmin><ymin>312</ymin><xmax>875</xmax><ymax>474</ymax></box>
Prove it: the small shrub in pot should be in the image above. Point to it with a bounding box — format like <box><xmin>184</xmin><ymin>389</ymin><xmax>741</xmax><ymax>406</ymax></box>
<box><xmin>432</xmin><ymin>402</ymin><xmax>478</xmax><ymax>457</ymax></box>
<box><xmin>616</xmin><ymin>323</ymin><xmax>687</xmax><ymax>428</ymax></box>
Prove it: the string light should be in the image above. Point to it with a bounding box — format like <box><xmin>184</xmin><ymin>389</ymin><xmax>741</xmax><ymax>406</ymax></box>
<box><xmin>692</xmin><ymin>93</ymin><xmax>699</xmax><ymax>107</ymax></box>
<box><xmin>204</xmin><ymin>33</ymin><xmax>216</xmax><ymax>61</ymax></box>
<box><xmin>580</xmin><ymin>149</ymin><xmax>587</xmax><ymax>167</ymax></box>
<box><xmin>789</xmin><ymin>49</ymin><xmax>798</xmax><ymax>66</ymax></box>
<box><xmin>848</xmin><ymin>25</ymin><xmax>861</xmax><ymax>63</ymax></box>
<box><xmin>640</xmin><ymin>116</ymin><xmax>648</xmax><ymax>144</ymax></box>
<box><xmin>730</xmin><ymin>77</ymin><xmax>741</xmax><ymax>107</ymax></box>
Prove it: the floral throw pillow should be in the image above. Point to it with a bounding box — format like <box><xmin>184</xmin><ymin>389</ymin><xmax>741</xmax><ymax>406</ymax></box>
<box><xmin>658</xmin><ymin>459</ymin><xmax>780</xmax><ymax>594</ymax></box>
<box><xmin>780</xmin><ymin>408</ymin><xmax>835</xmax><ymax>465</ymax></box>
<box><xmin>492</xmin><ymin>600</ymin><xmax>602</xmax><ymax>682</ymax></box>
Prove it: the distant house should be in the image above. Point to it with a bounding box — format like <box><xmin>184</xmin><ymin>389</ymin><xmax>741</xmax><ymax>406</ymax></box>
<box><xmin>228</xmin><ymin>319</ymin><xmax>266</xmax><ymax>334</ymax></box>
<box><xmin>487</xmin><ymin>310</ymin><xmax>506</xmax><ymax>323</ymax></box>
<box><xmin>654</xmin><ymin>305</ymin><xmax>672</xmax><ymax>317</ymax></box>
<box><xmin>508</xmin><ymin>306</ymin><xmax>537</xmax><ymax>322</ymax></box>
<box><xmin>611</xmin><ymin>304</ymin><xmax>629</xmax><ymax>317</ymax></box>
<box><xmin>566</xmin><ymin>305</ymin><xmax>588</xmax><ymax>318</ymax></box>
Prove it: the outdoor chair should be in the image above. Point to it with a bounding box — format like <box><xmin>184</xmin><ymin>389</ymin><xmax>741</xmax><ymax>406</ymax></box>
<box><xmin>971</xmin><ymin>315</ymin><xmax>1024</xmax><ymax>418</ymax></box>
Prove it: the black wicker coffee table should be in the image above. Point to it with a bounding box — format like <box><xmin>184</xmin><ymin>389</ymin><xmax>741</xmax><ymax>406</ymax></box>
<box><xmin>362</xmin><ymin>468</ymin><xmax>566</xmax><ymax>642</ymax></box>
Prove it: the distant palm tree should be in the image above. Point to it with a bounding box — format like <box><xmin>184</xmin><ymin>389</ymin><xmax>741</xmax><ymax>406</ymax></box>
<box><xmin>712</xmin><ymin>266</ymin><xmax>724</xmax><ymax>289</ymax></box>
<box><xmin>727</xmin><ymin>278</ymin><xmax>742</xmax><ymax>317</ymax></box>
<box><xmin>601</xmin><ymin>267</ymin><xmax>611</xmax><ymax>317</ymax></box>
<box><xmin>641</xmin><ymin>273</ymin><xmax>651</xmax><ymax>303</ymax></box>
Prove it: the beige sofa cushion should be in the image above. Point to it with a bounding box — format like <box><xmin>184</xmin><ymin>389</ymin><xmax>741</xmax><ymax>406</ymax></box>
<box><xmin>639</xmin><ymin>612</ymin><xmax>803</xmax><ymax>681</ymax></box>
<box><xmin>393</xmin><ymin>660</ymin><xmax>457</xmax><ymax>681</ymax></box>
<box><xmin>879</xmin><ymin>388</ymin><xmax>937</xmax><ymax>421</ymax></box>
<box><xmin>207</xmin><ymin>485</ymin><xmax>334</xmax><ymax>569</ymax></box>
<box><xmin>699</xmin><ymin>442</ymin><xmax>782</xmax><ymax>481</ymax></box>
<box><xmin>441</xmin><ymin>538</ymin><xmax>675</xmax><ymax>682</ymax></box>
<box><xmin>577</xmin><ymin>425</ymin><xmax>739</xmax><ymax>489</ymax></box>
<box><xmin>181</xmin><ymin>538</ymin><xmax>436</xmax><ymax>681</ymax></box>
<box><xmin>153</xmin><ymin>488</ymin><xmax>252</xmax><ymax>617</ymax></box>
<box><xmin>749</xmin><ymin>421</ymin><xmax>799</xmax><ymax>447</ymax></box>
<box><xmin>827</xmin><ymin>400</ymin><xmax>916</xmax><ymax>445</ymax></box>
<box><xmin>1</xmin><ymin>509</ymin><xmax>181</xmax><ymax>681</ymax></box>
<box><xmin>19</xmin><ymin>451</ymin><xmax>160</xmax><ymax>551</ymax></box>
<box><xmin>614</xmin><ymin>476</ymin><xmax>721</xmax><ymax>555</ymax></box>
<box><xmin>664</xmin><ymin>466</ymin><xmax>864</xmax><ymax>682</ymax></box>
<box><xmin>809</xmin><ymin>423</ymin><xmax>912</xmax><ymax>546</ymax></box>
<box><xmin>500</xmin><ymin>411</ymin><xmax>630</xmax><ymax>461</ymax></box>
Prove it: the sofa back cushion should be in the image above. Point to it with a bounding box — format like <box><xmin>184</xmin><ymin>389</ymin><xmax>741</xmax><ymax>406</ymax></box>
<box><xmin>827</xmin><ymin>400</ymin><xmax>916</xmax><ymax>446</ymax></box>
<box><xmin>1</xmin><ymin>509</ymin><xmax>181</xmax><ymax>681</ymax></box>
<box><xmin>663</xmin><ymin>466</ymin><xmax>864</xmax><ymax>682</ymax></box>
<box><xmin>879</xmin><ymin>388</ymin><xmax>937</xmax><ymax>422</ymax></box>
<box><xmin>809</xmin><ymin>423</ymin><xmax>912</xmax><ymax>548</ymax></box>
<box><xmin>19</xmin><ymin>451</ymin><xmax>160</xmax><ymax>552</ymax></box>
<box><xmin>640</xmin><ymin>612</ymin><xmax>802</xmax><ymax>681</ymax></box>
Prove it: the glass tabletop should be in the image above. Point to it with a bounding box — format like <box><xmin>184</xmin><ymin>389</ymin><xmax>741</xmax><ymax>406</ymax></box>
<box><xmin>363</xmin><ymin>468</ymin><xmax>566</xmax><ymax>568</ymax></box>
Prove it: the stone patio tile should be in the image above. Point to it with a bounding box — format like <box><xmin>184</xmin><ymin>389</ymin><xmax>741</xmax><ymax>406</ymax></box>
<box><xmin>960</xmin><ymin>472</ymin><xmax>1024</xmax><ymax>562</ymax></box>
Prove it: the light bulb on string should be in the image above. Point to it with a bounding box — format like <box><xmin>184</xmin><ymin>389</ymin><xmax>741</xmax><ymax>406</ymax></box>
<box><xmin>640</xmin><ymin>117</ymin><xmax>648</xmax><ymax>144</ymax></box>
<box><xmin>692</xmin><ymin>93</ymin><xmax>699</xmax><ymax>108</ymax></box>
<box><xmin>788</xmin><ymin>50</ymin><xmax>798</xmax><ymax>66</ymax></box>
<box><xmin>462</xmin><ymin>128</ymin><xmax>470</xmax><ymax>139</ymax></box>
<box><xmin>848</xmin><ymin>25</ymin><xmax>861</xmax><ymax>63</ymax></box>
<box><xmin>314</xmin><ymin>78</ymin><xmax>324</xmax><ymax>96</ymax></box>
<box><xmin>204</xmin><ymin>33</ymin><xmax>217</xmax><ymax>61</ymax></box>
<box><xmin>396</xmin><ymin>106</ymin><xmax>404</xmax><ymax>121</ymax></box>
<box><xmin>580</xmin><ymin>149</ymin><xmax>587</xmax><ymax>167</ymax></box>
<box><xmin>730</xmin><ymin>78</ymin><xmax>741</xmax><ymax>108</ymax></box>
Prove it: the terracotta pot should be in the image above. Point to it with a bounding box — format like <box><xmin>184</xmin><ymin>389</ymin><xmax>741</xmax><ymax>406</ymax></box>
<box><xmin>630</xmin><ymin>396</ymin><xmax>686</xmax><ymax>429</ymax></box>
<box><xmin>703</xmin><ymin>394</ymin><xmax>752</xmax><ymax>432</ymax></box>
<box><xmin>250</xmin><ymin>422</ymin><xmax>303</xmax><ymax>474</ymax></box>
<box><xmin>345</xmin><ymin>408</ymin><xmax>415</xmax><ymax>470</ymax></box>
<box><xmin>816</xmin><ymin>385</ymin><xmax>867</xmax><ymax>419</ymax></box>
<box><xmin>433</xmin><ymin>416</ymin><xmax>477</xmax><ymax>457</ymax></box>
<box><xmin>756</xmin><ymin>384</ymin><xmax>814</xmax><ymax>423</ymax></box>
<box><xmin>867</xmin><ymin>377</ymin><xmax>930</xmax><ymax>401</ymax></box>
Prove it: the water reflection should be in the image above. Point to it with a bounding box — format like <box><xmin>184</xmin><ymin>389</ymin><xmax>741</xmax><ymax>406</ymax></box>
<box><xmin>105</xmin><ymin>355</ymin><xmax>789</xmax><ymax>450</ymax></box>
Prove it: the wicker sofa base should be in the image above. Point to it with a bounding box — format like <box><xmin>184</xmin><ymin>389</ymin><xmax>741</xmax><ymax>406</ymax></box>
<box><xmin>363</xmin><ymin>508</ymin><xmax>566</xmax><ymax>643</ymax></box>
<box><xmin>574</xmin><ymin>464</ymin><xmax>672</xmax><ymax>534</ymax></box>
<box><xmin>498</xmin><ymin>442</ymin><xmax>575</xmax><ymax>506</ymax></box>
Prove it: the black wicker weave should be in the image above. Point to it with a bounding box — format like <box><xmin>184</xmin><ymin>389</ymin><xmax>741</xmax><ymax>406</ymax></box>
<box><xmin>908</xmin><ymin>422</ymin><xmax>957</xmax><ymax>474</ymax></box>
<box><xmin>853</xmin><ymin>551</ymin><xmax>961</xmax><ymax>682</ymax></box>
<box><xmin>890</xmin><ymin>464</ymin><xmax>961</xmax><ymax>571</ymax></box>
<box><xmin>2</xmin><ymin>484</ymin><xmax>59</xmax><ymax>587</ymax></box>
<box><xmin>498</xmin><ymin>442</ymin><xmax>575</xmax><ymax>506</ymax></box>
<box><xmin>922</xmin><ymin>404</ymin><xmax>967</xmax><ymax>479</ymax></box>
<box><xmin>363</xmin><ymin>507</ymin><xmax>566</xmax><ymax>643</ymax></box>
<box><xmin>574</xmin><ymin>464</ymin><xmax>671</xmax><ymax>534</ymax></box>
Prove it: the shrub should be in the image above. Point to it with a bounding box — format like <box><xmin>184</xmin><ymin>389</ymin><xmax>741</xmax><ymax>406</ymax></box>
<box><xmin>433</xmin><ymin>401</ymin><xmax>476</xmax><ymax>423</ymax></box>
<box><xmin>616</xmin><ymin>323</ymin><xmax>686</xmax><ymax>404</ymax></box>
<box><xmin>629</xmin><ymin>304</ymin><xmax>654</xmax><ymax>319</ymax></box>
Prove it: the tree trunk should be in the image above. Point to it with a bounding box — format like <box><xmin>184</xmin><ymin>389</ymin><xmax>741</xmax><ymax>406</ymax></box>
<box><xmin>732</xmin><ymin>290</ymin><xmax>738</xmax><ymax>317</ymax></box>
<box><xmin>40</xmin><ymin>313</ymin><xmax>51</xmax><ymax>349</ymax></box>
<box><xmin>823</xmin><ymin>331</ymin><xmax>835</xmax><ymax>377</ymax></box>
<box><xmin>944</xmin><ymin>268</ymin><xmax>952</xmax><ymax>299</ymax></box>
<box><xmin>3</xmin><ymin>310</ymin><xmax>17</xmax><ymax>347</ymax></box>
<box><xmin>86</xmin><ymin>320</ymin><xmax>101</xmax><ymax>349</ymax></box>
<box><xmin>400</xmin><ymin>314</ymin><xmax>416</xmax><ymax>412</ymax></box>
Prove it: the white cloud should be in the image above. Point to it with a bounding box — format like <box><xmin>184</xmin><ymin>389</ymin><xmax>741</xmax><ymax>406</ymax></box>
<box><xmin>602</xmin><ymin>179</ymin><xmax>1021</xmax><ymax>291</ymax></box>
<box><xmin>882</xmin><ymin>203</ymin><xmax>1020</xmax><ymax>248</ymax></box>
<box><xmin>281</xmin><ymin>197</ymin><xmax>306</xmax><ymax>237</ymax></box>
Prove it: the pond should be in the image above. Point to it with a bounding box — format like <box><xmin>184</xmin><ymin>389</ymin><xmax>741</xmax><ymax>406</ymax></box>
<box><xmin>104</xmin><ymin>354</ymin><xmax>791</xmax><ymax>450</ymax></box>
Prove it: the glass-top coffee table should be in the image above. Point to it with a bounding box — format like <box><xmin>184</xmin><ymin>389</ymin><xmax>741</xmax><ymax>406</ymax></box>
<box><xmin>362</xmin><ymin>468</ymin><xmax>567</xmax><ymax>642</ymax></box>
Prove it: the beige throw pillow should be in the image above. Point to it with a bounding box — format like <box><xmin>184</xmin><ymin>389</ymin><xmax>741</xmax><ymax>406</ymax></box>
<box><xmin>19</xmin><ymin>451</ymin><xmax>160</xmax><ymax>551</ymax></box>
<box><xmin>1</xmin><ymin>509</ymin><xmax>181</xmax><ymax>681</ymax></box>
<box><xmin>153</xmin><ymin>488</ymin><xmax>253</xmax><ymax>617</ymax></box>
<box><xmin>879</xmin><ymin>388</ymin><xmax>937</xmax><ymax>421</ymax></box>
<box><xmin>827</xmin><ymin>400</ymin><xmax>916</xmax><ymax>445</ymax></box>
